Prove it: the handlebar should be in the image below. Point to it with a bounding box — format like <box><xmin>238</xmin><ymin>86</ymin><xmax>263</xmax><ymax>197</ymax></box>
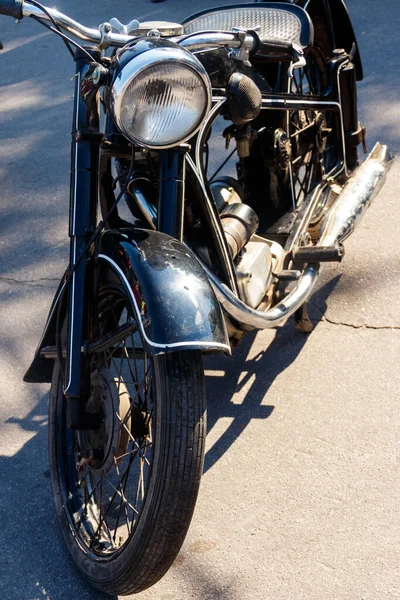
<box><xmin>0</xmin><ymin>0</ymin><xmax>258</xmax><ymax>52</ymax></box>
<box><xmin>23</xmin><ymin>4</ymin><xmax>132</xmax><ymax>46</ymax></box>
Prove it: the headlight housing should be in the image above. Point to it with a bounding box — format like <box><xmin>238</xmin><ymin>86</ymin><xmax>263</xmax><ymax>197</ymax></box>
<box><xmin>110</xmin><ymin>41</ymin><xmax>212</xmax><ymax>149</ymax></box>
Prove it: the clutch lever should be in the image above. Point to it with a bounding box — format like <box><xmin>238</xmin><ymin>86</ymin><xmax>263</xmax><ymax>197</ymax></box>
<box><xmin>288</xmin><ymin>43</ymin><xmax>307</xmax><ymax>78</ymax></box>
<box><xmin>252</xmin><ymin>36</ymin><xmax>306</xmax><ymax>77</ymax></box>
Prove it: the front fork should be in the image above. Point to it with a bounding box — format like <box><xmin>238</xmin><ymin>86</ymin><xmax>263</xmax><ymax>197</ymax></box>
<box><xmin>157</xmin><ymin>149</ymin><xmax>185</xmax><ymax>241</ymax></box>
<box><xmin>64</xmin><ymin>51</ymin><xmax>100</xmax><ymax>427</ymax></box>
<box><xmin>63</xmin><ymin>52</ymin><xmax>187</xmax><ymax>427</ymax></box>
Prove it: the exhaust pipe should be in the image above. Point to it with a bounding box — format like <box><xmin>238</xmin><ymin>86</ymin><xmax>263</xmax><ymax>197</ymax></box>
<box><xmin>206</xmin><ymin>142</ymin><xmax>394</xmax><ymax>330</ymax></box>
<box><xmin>320</xmin><ymin>143</ymin><xmax>394</xmax><ymax>246</ymax></box>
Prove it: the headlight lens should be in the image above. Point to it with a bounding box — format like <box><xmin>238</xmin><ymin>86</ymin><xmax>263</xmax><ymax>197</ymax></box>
<box><xmin>111</xmin><ymin>46</ymin><xmax>212</xmax><ymax>149</ymax></box>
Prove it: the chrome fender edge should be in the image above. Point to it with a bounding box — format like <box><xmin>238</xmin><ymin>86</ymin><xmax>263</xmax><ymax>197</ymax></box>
<box><xmin>24</xmin><ymin>228</ymin><xmax>231</xmax><ymax>384</ymax></box>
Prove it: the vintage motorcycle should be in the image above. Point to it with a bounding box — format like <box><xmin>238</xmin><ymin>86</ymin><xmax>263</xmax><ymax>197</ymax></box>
<box><xmin>0</xmin><ymin>0</ymin><xmax>393</xmax><ymax>595</ymax></box>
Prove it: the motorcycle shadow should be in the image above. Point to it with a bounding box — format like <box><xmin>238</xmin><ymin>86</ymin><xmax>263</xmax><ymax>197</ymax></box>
<box><xmin>0</xmin><ymin>394</ymin><xmax>117</xmax><ymax>600</ymax></box>
<box><xmin>0</xmin><ymin>276</ymin><xmax>339</xmax><ymax>600</ymax></box>
<box><xmin>203</xmin><ymin>275</ymin><xmax>340</xmax><ymax>473</ymax></box>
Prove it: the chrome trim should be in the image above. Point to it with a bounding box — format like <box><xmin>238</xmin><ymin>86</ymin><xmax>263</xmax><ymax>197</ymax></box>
<box><xmin>98</xmin><ymin>254</ymin><xmax>231</xmax><ymax>353</ymax></box>
<box><xmin>194</xmin><ymin>99</ymin><xmax>226</xmax><ymax>174</ymax></box>
<box><xmin>108</xmin><ymin>17</ymin><xmax>140</xmax><ymax>36</ymax></box>
<box><xmin>185</xmin><ymin>152</ymin><xmax>239</xmax><ymax>295</ymax></box>
<box><xmin>192</xmin><ymin>98</ymin><xmax>239</xmax><ymax>295</ymax></box>
<box><xmin>128</xmin><ymin>21</ymin><xmax>184</xmax><ymax>37</ymax></box>
<box><xmin>22</xmin><ymin>5</ymin><xmax>132</xmax><ymax>46</ymax></box>
<box><xmin>266</xmin><ymin>98</ymin><xmax>341</xmax><ymax>111</ymax></box>
<box><xmin>284</xmin><ymin>182</ymin><xmax>328</xmax><ymax>253</ymax></box>
<box><xmin>336</xmin><ymin>61</ymin><xmax>350</xmax><ymax>176</ymax></box>
<box><xmin>64</xmin><ymin>238</ymin><xmax>77</xmax><ymax>393</ymax></box>
<box><xmin>229</xmin><ymin>27</ymin><xmax>254</xmax><ymax>66</ymax></box>
<box><xmin>205</xmin><ymin>261</ymin><xmax>320</xmax><ymax>329</ymax></box>
<box><xmin>202</xmin><ymin>142</ymin><xmax>393</xmax><ymax>330</ymax></box>
<box><xmin>288</xmin><ymin>44</ymin><xmax>306</xmax><ymax>78</ymax></box>
<box><xmin>320</xmin><ymin>142</ymin><xmax>394</xmax><ymax>246</ymax></box>
<box><xmin>286</xmin><ymin>72</ymin><xmax>296</xmax><ymax>208</ymax></box>
<box><xmin>110</xmin><ymin>45</ymin><xmax>212</xmax><ymax>149</ymax></box>
<box><xmin>128</xmin><ymin>182</ymin><xmax>157</xmax><ymax>230</ymax></box>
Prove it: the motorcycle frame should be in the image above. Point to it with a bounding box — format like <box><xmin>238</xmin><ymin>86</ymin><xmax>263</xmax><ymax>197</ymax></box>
<box><xmin>24</xmin><ymin>29</ymin><xmax>361</xmax><ymax>423</ymax></box>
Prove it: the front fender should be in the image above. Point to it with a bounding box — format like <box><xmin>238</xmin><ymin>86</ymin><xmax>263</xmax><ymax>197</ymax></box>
<box><xmin>24</xmin><ymin>229</ymin><xmax>231</xmax><ymax>384</ymax></box>
<box><xmin>98</xmin><ymin>228</ymin><xmax>231</xmax><ymax>355</ymax></box>
<box><xmin>24</xmin><ymin>269</ymin><xmax>68</xmax><ymax>383</ymax></box>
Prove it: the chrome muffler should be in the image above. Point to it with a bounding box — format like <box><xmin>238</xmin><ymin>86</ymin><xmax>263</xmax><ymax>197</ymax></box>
<box><xmin>319</xmin><ymin>143</ymin><xmax>394</xmax><ymax>246</ymax></box>
<box><xmin>206</xmin><ymin>142</ymin><xmax>394</xmax><ymax>330</ymax></box>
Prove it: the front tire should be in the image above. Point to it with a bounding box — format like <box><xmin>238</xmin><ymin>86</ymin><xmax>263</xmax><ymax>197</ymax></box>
<box><xmin>48</xmin><ymin>285</ymin><xmax>206</xmax><ymax>596</ymax></box>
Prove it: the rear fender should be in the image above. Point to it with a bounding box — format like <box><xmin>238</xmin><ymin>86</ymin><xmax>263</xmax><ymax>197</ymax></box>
<box><xmin>257</xmin><ymin>0</ymin><xmax>363</xmax><ymax>79</ymax></box>
<box><xmin>327</xmin><ymin>0</ymin><xmax>363</xmax><ymax>80</ymax></box>
<box><xmin>98</xmin><ymin>229</ymin><xmax>231</xmax><ymax>355</ymax></box>
<box><xmin>300</xmin><ymin>0</ymin><xmax>363</xmax><ymax>80</ymax></box>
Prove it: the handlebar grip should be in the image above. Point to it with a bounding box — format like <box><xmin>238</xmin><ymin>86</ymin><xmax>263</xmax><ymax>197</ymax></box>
<box><xmin>0</xmin><ymin>0</ymin><xmax>23</xmax><ymax>19</ymax></box>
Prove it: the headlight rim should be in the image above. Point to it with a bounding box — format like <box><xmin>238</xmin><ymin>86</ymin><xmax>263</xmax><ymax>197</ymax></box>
<box><xmin>110</xmin><ymin>44</ymin><xmax>212</xmax><ymax>150</ymax></box>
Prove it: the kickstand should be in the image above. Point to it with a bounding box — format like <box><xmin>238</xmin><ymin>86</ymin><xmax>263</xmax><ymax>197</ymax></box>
<box><xmin>294</xmin><ymin>303</ymin><xmax>314</xmax><ymax>333</ymax></box>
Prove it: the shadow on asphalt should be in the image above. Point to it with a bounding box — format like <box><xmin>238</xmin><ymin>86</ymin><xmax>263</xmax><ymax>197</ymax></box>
<box><xmin>203</xmin><ymin>276</ymin><xmax>341</xmax><ymax>473</ymax></box>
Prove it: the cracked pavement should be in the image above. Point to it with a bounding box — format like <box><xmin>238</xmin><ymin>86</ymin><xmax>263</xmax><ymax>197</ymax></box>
<box><xmin>317</xmin><ymin>318</ymin><xmax>400</xmax><ymax>331</ymax></box>
<box><xmin>0</xmin><ymin>1</ymin><xmax>399</xmax><ymax>599</ymax></box>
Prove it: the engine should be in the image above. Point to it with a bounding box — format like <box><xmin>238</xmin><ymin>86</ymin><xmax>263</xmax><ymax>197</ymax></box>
<box><xmin>210</xmin><ymin>178</ymin><xmax>275</xmax><ymax>309</ymax></box>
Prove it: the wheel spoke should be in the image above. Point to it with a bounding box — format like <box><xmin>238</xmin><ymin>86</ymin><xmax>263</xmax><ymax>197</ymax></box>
<box><xmin>85</xmin><ymin>473</ymin><xmax>102</xmax><ymax>506</ymax></box>
<box><xmin>115</xmin><ymin>442</ymin><xmax>152</xmax><ymax>462</ymax></box>
<box><xmin>116</xmin><ymin>414</ymin><xmax>152</xmax><ymax>466</ymax></box>
<box><xmin>60</xmin><ymin>286</ymin><xmax>155</xmax><ymax>557</ymax></box>
<box><xmin>102</xmin><ymin>475</ymin><xmax>139</xmax><ymax>515</ymax></box>
<box><xmin>112</xmin><ymin>458</ymin><xmax>132</xmax><ymax>540</ymax></box>
<box><xmin>118</xmin><ymin>369</ymin><xmax>151</xmax><ymax>427</ymax></box>
<box><xmin>135</xmin><ymin>455</ymin><xmax>146</xmax><ymax>507</ymax></box>
<box><xmin>123</xmin><ymin>339</ymin><xmax>145</xmax><ymax>405</ymax></box>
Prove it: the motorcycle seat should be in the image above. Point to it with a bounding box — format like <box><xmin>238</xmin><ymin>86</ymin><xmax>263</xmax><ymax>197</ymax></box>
<box><xmin>183</xmin><ymin>3</ymin><xmax>314</xmax><ymax>50</ymax></box>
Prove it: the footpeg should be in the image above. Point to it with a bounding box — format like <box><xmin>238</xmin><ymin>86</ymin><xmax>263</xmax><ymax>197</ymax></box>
<box><xmin>293</xmin><ymin>243</ymin><xmax>345</xmax><ymax>263</ymax></box>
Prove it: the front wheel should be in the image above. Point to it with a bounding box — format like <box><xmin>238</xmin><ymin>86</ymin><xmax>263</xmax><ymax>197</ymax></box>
<box><xmin>48</xmin><ymin>284</ymin><xmax>206</xmax><ymax>596</ymax></box>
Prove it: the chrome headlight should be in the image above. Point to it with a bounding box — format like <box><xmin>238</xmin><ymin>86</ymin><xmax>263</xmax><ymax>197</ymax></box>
<box><xmin>110</xmin><ymin>42</ymin><xmax>212</xmax><ymax>149</ymax></box>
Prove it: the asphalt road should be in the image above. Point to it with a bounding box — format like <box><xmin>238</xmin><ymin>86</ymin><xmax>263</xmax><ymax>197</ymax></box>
<box><xmin>0</xmin><ymin>1</ymin><xmax>399</xmax><ymax>599</ymax></box>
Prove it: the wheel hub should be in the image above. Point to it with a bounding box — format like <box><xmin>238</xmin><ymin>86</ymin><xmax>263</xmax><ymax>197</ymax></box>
<box><xmin>80</xmin><ymin>368</ymin><xmax>131</xmax><ymax>474</ymax></box>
